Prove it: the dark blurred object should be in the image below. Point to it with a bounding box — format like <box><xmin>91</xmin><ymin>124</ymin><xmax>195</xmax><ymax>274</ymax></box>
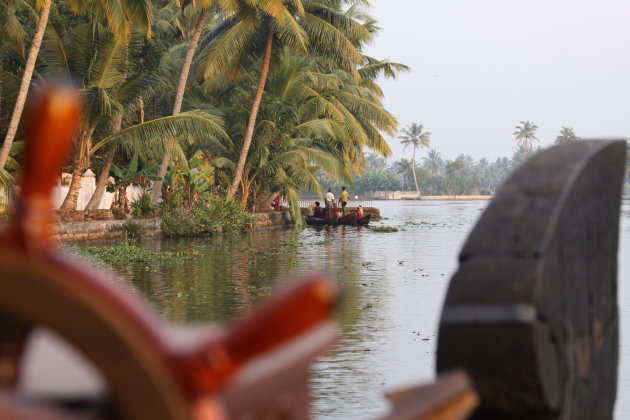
<box><xmin>438</xmin><ymin>140</ymin><xmax>625</xmax><ymax>420</ymax></box>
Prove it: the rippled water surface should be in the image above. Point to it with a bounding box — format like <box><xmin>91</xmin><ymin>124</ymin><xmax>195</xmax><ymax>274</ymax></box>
<box><xmin>114</xmin><ymin>200</ymin><xmax>630</xmax><ymax>419</ymax></box>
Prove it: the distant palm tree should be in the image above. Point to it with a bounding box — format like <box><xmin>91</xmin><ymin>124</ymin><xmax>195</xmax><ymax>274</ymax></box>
<box><xmin>365</xmin><ymin>153</ymin><xmax>387</xmax><ymax>172</ymax></box>
<box><xmin>399</xmin><ymin>123</ymin><xmax>431</xmax><ymax>196</ymax></box>
<box><xmin>513</xmin><ymin>121</ymin><xmax>539</xmax><ymax>155</ymax></box>
<box><xmin>392</xmin><ymin>159</ymin><xmax>414</xmax><ymax>191</ymax></box>
<box><xmin>422</xmin><ymin>149</ymin><xmax>444</xmax><ymax>176</ymax></box>
<box><xmin>554</xmin><ymin>126</ymin><xmax>579</xmax><ymax>144</ymax></box>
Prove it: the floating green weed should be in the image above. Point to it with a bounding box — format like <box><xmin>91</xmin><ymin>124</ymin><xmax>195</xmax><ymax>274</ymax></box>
<box><xmin>67</xmin><ymin>243</ymin><xmax>200</xmax><ymax>266</ymax></box>
<box><xmin>371</xmin><ymin>226</ymin><xmax>399</xmax><ymax>232</ymax></box>
<box><xmin>281</xmin><ymin>237</ymin><xmax>302</xmax><ymax>247</ymax></box>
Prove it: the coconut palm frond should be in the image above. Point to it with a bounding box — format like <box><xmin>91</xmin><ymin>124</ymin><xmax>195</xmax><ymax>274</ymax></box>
<box><xmin>272</xmin><ymin>10</ymin><xmax>308</xmax><ymax>53</ymax></box>
<box><xmin>197</xmin><ymin>16</ymin><xmax>260</xmax><ymax>80</ymax></box>
<box><xmin>0</xmin><ymin>167</ymin><xmax>16</xmax><ymax>195</ymax></box>
<box><xmin>92</xmin><ymin>111</ymin><xmax>228</xmax><ymax>160</ymax></box>
<box><xmin>303</xmin><ymin>0</ymin><xmax>372</xmax><ymax>46</ymax></box>
<box><xmin>358</xmin><ymin>58</ymin><xmax>410</xmax><ymax>81</ymax></box>
<box><xmin>0</xmin><ymin>69</ymin><xmax>22</xmax><ymax>101</ymax></box>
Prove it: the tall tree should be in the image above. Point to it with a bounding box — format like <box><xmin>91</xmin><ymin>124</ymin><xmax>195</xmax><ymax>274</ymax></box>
<box><xmin>554</xmin><ymin>126</ymin><xmax>579</xmax><ymax>144</ymax></box>
<box><xmin>151</xmin><ymin>2</ymin><xmax>212</xmax><ymax>204</ymax></box>
<box><xmin>0</xmin><ymin>0</ymin><xmax>153</xmax><ymax>170</ymax></box>
<box><xmin>36</xmin><ymin>22</ymin><xmax>225</xmax><ymax>211</ymax></box>
<box><xmin>398</xmin><ymin>122</ymin><xmax>431</xmax><ymax>196</ymax></box>
<box><xmin>197</xmin><ymin>0</ymin><xmax>371</xmax><ymax>199</ymax></box>
<box><xmin>0</xmin><ymin>0</ymin><xmax>53</xmax><ymax>170</ymax></box>
<box><xmin>513</xmin><ymin>120</ymin><xmax>539</xmax><ymax>154</ymax></box>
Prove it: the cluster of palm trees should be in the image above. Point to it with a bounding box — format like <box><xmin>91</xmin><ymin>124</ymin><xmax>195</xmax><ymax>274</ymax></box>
<box><xmin>343</xmin><ymin>121</ymin><xmax>584</xmax><ymax>197</ymax></box>
<box><xmin>514</xmin><ymin>121</ymin><xmax>581</xmax><ymax>153</ymax></box>
<box><xmin>0</xmin><ymin>0</ymin><xmax>407</xmax><ymax>217</ymax></box>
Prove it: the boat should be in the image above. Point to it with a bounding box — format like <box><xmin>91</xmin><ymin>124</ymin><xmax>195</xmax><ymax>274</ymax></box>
<box><xmin>305</xmin><ymin>212</ymin><xmax>357</xmax><ymax>226</ymax></box>
<box><xmin>356</xmin><ymin>214</ymin><xmax>372</xmax><ymax>225</ymax></box>
<box><xmin>337</xmin><ymin>213</ymin><xmax>357</xmax><ymax>225</ymax></box>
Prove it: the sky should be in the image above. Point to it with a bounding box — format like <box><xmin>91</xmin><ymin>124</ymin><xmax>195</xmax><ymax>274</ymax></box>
<box><xmin>364</xmin><ymin>0</ymin><xmax>630</xmax><ymax>162</ymax></box>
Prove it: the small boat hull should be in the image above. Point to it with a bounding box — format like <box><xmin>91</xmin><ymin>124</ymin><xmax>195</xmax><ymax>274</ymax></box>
<box><xmin>356</xmin><ymin>214</ymin><xmax>371</xmax><ymax>225</ymax></box>
<box><xmin>305</xmin><ymin>213</ymin><xmax>357</xmax><ymax>226</ymax></box>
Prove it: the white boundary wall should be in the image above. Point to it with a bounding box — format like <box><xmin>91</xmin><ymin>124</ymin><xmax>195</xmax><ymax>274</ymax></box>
<box><xmin>52</xmin><ymin>170</ymin><xmax>145</xmax><ymax>210</ymax></box>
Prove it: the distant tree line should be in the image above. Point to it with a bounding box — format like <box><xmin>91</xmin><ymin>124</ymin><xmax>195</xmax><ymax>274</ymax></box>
<box><xmin>317</xmin><ymin>121</ymin><xmax>591</xmax><ymax>197</ymax></box>
<box><xmin>318</xmin><ymin>149</ymin><xmax>524</xmax><ymax>197</ymax></box>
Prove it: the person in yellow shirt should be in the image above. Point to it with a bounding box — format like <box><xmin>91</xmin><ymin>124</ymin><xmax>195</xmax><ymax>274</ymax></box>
<box><xmin>340</xmin><ymin>186</ymin><xmax>350</xmax><ymax>215</ymax></box>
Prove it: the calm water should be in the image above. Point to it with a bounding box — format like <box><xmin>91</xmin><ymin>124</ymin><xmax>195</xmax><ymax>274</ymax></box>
<box><xmin>113</xmin><ymin>200</ymin><xmax>630</xmax><ymax>419</ymax></box>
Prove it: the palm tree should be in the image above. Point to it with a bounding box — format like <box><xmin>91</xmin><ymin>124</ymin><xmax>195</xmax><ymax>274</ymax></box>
<box><xmin>197</xmin><ymin>0</ymin><xmax>371</xmax><ymax>198</ymax></box>
<box><xmin>150</xmin><ymin>1</ymin><xmax>214</xmax><ymax>204</ymax></box>
<box><xmin>0</xmin><ymin>0</ymin><xmax>27</xmax><ymax>54</ymax></box>
<box><xmin>0</xmin><ymin>0</ymin><xmax>153</xmax><ymax>170</ymax></box>
<box><xmin>554</xmin><ymin>126</ymin><xmax>579</xmax><ymax>144</ymax></box>
<box><xmin>392</xmin><ymin>158</ymin><xmax>414</xmax><ymax>190</ymax></box>
<box><xmin>422</xmin><ymin>149</ymin><xmax>443</xmax><ymax>176</ymax></box>
<box><xmin>35</xmin><ymin>22</ymin><xmax>226</xmax><ymax>211</ymax></box>
<box><xmin>0</xmin><ymin>0</ymin><xmax>53</xmax><ymax>170</ymax></box>
<box><xmin>398</xmin><ymin>123</ymin><xmax>431</xmax><ymax>196</ymax></box>
<box><xmin>513</xmin><ymin>120</ymin><xmax>539</xmax><ymax>154</ymax></box>
<box><xmin>365</xmin><ymin>153</ymin><xmax>387</xmax><ymax>172</ymax></box>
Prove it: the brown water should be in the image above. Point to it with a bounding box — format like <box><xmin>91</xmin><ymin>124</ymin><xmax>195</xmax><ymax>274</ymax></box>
<box><xmin>113</xmin><ymin>200</ymin><xmax>630</xmax><ymax>419</ymax></box>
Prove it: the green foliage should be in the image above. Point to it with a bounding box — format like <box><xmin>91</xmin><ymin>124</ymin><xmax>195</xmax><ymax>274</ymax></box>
<box><xmin>123</xmin><ymin>221</ymin><xmax>146</xmax><ymax>241</ymax></box>
<box><xmin>68</xmin><ymin>243</ymin><xmax>200</xmax><ymax>266</ymax></box>
<box><xmin>109</xmin><ymin>154</ymin><xmax>160</xmax><ymax>191</ymax></box>
<box><xmin>371</xmin><ymin>226</ymin><xmax>398</xmax><ymax>232</ymax></box>
<box><xmin>130</xmin><ymin>193</ymin><xmax>155</xmax><ymax>217</ymax></box>
<box><xmin>1</xmin><ymin>0</ymin><xmax>406</xmax><ymax>221</ymax></box>
<box><xmin>0</xmin><ymin>195</ymin><xmax>8</xmax><ymax>220</ymax></box>
<box><xmin>352</xmin><ymin>171</ymin><xmax>401</xmax><ymax>194</ymax></box>
<box><xmin>161</xmin><ymin>192</ymin><xmax>256</xmax><ymax>237</ymax></box>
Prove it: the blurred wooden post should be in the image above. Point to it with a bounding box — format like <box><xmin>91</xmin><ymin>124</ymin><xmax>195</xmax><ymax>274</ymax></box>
<box><xmin>437</xmin><ymin>141</ymin><xmax>625</xmax><ymax>419</ymax></box>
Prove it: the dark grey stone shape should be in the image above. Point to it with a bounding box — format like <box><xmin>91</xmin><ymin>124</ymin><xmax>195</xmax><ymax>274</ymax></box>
<box><xmin>436</xmin><ymin>140</ymin><xmax>626</xmax><ymax>420</ymax></box>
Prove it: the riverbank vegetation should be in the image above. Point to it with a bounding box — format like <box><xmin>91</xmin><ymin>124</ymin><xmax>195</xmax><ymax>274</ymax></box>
<box><xmin>161</xmin><ymin>189</ymin><xmax>256</xmax><ymax>237</ymax></box>
<box><xmin>318</xmin><ymin>147</ymin><xmax>530</xmax><ymax>197</ymax></box>
<box><xmin>319</xmin><ymin>122</ymin><xmax>593</xmax><ymax>197</ymax></box>
<box><xmin>0</xmin><ymin>0</ymin><xmax>407</xmax><ymax>222</ymax></box>
<box><xmin>68</xmin><ymin>242</ymin><xmax>201</xmax><ymax>266</ymax></box>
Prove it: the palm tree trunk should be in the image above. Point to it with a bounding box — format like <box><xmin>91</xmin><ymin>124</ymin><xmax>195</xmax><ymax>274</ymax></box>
<box><xmin>0</xmin><ymin>0</ymin><xmax>53</xmax><ymax>169</ymax></box>
<box><xmin>85</xmin><ymin>146</ymin><xmax>115</xmax><ymax>210</ymax></box>
<box><xmin>411</xmin><ymin>147</ymin><xmax>420</xmax><ymax>197</ymax></box>
<box><xmin>59</xmin><ymin>163</ymin><xmax>85</xmax><ymax>211</ymax></box>
<box><xmin>240</xmin><ymin>181</ymin><xmax>249</xmax><ymax>207</ymax></box>
<box><xmin>151</xmin><ymin>7</ymin><xmax>209</xmax><ymax>204</ymax></box>
<box><xmin>138</xmin><ymin>97</ymin><xmax>144</xmax><ymax>124</ymax></box>
<box><xmin>85</xmin><ymin>113</ymin><xmax>123</xmax><ymax>210</ymax></box>
<box><xmin>227</xmin><ymin>28</ymin><xmax>274</xmax><ymax>198</ymax></box>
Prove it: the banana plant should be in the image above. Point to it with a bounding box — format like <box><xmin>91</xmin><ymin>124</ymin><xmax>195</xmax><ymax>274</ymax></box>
<box><xmin>107</xmin><ymin>153</ymin><xmax>159</xmax><ymax>215</ymax></box>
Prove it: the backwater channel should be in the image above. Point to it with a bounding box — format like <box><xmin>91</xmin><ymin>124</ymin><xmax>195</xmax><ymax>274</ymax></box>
<box><xmin>108</xmin><ymin>200</ymin><xmax>630</xmax><ymax>419</ymax></box>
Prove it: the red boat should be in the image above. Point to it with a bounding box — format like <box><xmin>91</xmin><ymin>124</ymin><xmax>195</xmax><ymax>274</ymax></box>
<box><xmin>305</xmin><ymin>211</ymin><xmax>357</xmax><ymax>226</ymax></box>
<box><xmin>356</xmin><ymin>214</ymin><xmax>372</xmax><ymax>225</ymax></box>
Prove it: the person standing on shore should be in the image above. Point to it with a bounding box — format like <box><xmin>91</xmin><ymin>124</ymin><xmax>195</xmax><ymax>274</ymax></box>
<box><xmin>340</xmin><ymin>186</ymin><xmax>349</xmax><ymax>215</ymax></box>
<box><xmin>325</xmin><ymin>188</ymin><xmax>335</xmax><ymax>217</ymax></box>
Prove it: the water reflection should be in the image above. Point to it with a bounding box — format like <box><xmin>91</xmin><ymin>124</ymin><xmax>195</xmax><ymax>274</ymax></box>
<box><xmin>109</xmin><ymin>200</ymin><xmax>630</xmax><ymax>419</ymax></box>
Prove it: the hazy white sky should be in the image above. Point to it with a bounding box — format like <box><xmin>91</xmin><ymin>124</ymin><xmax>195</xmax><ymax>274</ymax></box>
<box><xmin>364</xmin><ymin>0</ymin><xmax>630</xmax><ymax>162</ymax></box>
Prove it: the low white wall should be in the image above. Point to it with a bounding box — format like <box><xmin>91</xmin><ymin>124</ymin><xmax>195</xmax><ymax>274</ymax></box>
<box><xmin>52</xmin><ymin>170</ymin><xmax>146</xmax><ymax>210</ymax></box>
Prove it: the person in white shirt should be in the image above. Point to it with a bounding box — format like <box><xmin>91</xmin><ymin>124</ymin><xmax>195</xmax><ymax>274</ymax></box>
<box><xmin>324</xmin><ymin>188</ymin><xmax>335</xmax><ymax>216</ymax></box>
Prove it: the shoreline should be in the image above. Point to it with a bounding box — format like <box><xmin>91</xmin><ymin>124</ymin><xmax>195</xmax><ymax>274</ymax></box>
<box><xmin>372</xmin><ymin>195</ymin><xmax>492</xmax><ymax>201</ymax></box>
<box><xmin>54</xmin><ymin>211</ymin><xmax>294</xmax><ymax>243</ymax></box>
